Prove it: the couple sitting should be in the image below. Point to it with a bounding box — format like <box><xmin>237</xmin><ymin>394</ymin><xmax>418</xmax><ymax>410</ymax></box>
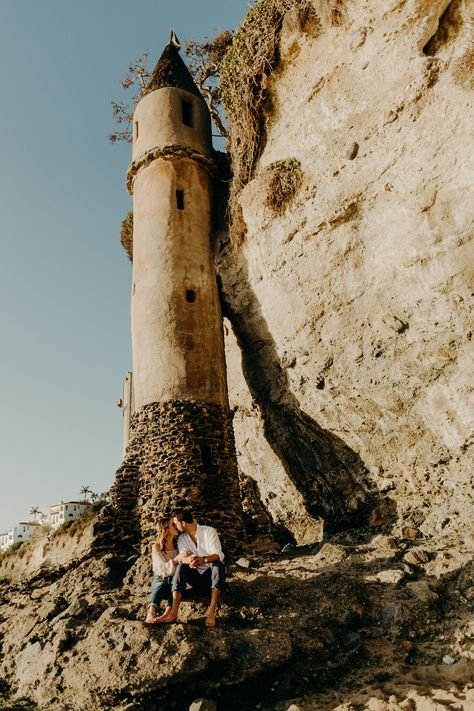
<box><xmin>146</xmin><ymin>510</ymin><xmax>226</xmax><ymax>628</ymax></box>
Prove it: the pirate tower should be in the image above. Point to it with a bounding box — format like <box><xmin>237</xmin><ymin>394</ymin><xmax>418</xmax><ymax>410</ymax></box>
<box><xmin>112</xmin><ymin>36</ymin><xmax>244</xmax><ymax>553</ymax></box>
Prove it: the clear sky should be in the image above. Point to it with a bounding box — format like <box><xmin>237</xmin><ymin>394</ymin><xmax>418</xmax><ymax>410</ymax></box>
<box><xmin>0</xmin><ymin>0</ymin><xmax>249</xmax><ymax>531</ymax></box>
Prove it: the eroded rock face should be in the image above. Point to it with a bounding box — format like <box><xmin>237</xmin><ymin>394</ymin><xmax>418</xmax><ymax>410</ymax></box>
<box><xmin>0</xmin><ymin>524</ymin><xmax>94</xmax><ymax>582</ymax></box>
<box><xmin>217</xmin><ymin>0</ymin><xmax>474</xmax><ymax>543</ymax></box>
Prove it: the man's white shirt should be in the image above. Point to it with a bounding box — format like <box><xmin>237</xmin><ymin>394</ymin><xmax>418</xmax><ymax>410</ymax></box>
<box><xmin>177</xmin><ymin>524</ymin><xmax>224</xmax><ymax>575</ymax></box>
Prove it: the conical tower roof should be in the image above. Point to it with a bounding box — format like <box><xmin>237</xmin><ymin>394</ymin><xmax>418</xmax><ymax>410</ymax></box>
<box><xmin>145</xmin><ymin>38</ymin><xmax>202</xmax><ymax>99</ymax></box>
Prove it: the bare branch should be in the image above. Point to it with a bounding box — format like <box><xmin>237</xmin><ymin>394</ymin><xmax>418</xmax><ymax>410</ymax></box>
<box><xmin>109</xmin><ymin>52</ymin><xmax>150</xmax><ymax>144</ymax></box>
<box><xmin>109</xmin><ymin>32</ymin><xmax>233</xmax><ymax>146</ymax></box>
<box><xmin>184</xmin><ymin>30</ymin><xmax>233</xmax><ymax>141</ymax></box>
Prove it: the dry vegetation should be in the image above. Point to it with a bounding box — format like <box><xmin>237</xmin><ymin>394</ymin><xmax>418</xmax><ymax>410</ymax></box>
<box><xmin>0</xmin><ymin>541</ymin><xmax>24</xmax><ymax>563</ymax></box>
<box><xmin>266</xmin><ymin>158</ymin><xmax>303</xmax><ymax>213</ymax></box>
<box><xmin>0</xmin><ymin>526</ymin><xmax>50</xmax><ymax>565</ymax></box>
<box><xmin>221</xmin><ymin>0</ymin><xmax>348</xmax><ymax>245</ymax></box>
<box><xmin>109</xmin><ymin>53</ymin><xmax>150</xmax><ymax>144</ymax></box>
<box><xmin>120</xmin><ymin>211</ymin><xmax>133</xmax><ymax>261</ymax></box>
<box><xmin>185</xmin><ymin>31</ymin><xmax>234</xmax><ymax>139</ymax></box>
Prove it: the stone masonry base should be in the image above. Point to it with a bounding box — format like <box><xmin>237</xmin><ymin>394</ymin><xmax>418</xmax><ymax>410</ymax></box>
<box><xmin>94</xmin><ymin>400</ymin><xmax>246</xmax><ymax>558</ymax></box>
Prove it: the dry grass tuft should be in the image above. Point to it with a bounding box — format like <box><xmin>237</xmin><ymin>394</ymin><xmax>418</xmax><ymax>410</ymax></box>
<box><xmin>221</xmin><ymin>0</ymin><xmax>348</xmax><ymax>246</ymax></box>
<box><xmin>266</xmin><ymin>158</ymin><xmax>303</xmax><ymax>214</ymax></box>
<box><xmin>120</xmin><ymin>211</ymin><xmax>133</xmax><ymax>261</ymax></box>
<box><xmin>452</xmin><ymin>22</ymin><xmax>474</xmax><ymax>89</ymax></box>
<box><xmin>0</xmin><ymin>541</ymin><xmax>23</xmax><ymax>562</ymax></box>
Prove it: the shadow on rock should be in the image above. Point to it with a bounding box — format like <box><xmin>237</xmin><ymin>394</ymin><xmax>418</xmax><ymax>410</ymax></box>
<box><xmin>215</xmin><ymin>233</ymin><xmax>387</xmax><ymax>533</ymax></box>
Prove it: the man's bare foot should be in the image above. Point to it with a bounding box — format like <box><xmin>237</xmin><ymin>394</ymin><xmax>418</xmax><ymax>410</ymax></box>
<box><xmin>152</xmin><ymin>607</ymin><xmax>172</xmax><ymax>623</ymax></box>
<box><xmin>155</xmin><ymin>610</ymin><xmax>178</xmax><ymax>624</ymax></box>
<box><xmin>154</xmin><ymin>612</ymin><xmax>171</xmax><ymax>623</ymax></box>
<box><xmin>205</xmin><ymin>613</ymin><xmax>216</xmax><ymax>628</ymax></box>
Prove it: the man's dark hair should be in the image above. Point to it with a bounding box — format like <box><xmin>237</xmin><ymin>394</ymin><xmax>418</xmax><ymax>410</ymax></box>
<box><xmin>173</xmin><ymin>509</ymin><xmax>194</xmax><ymax>524</ymax></box>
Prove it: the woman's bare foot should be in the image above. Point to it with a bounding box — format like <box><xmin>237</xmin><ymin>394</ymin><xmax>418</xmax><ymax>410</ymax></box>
<box><xmin>145</xmin><ymin>606</ymin><xmax>157</xmax><ymax>624</ymax></box>
<box><xmin>153</xmin><ymin>606</ymin><xmax>172</xmax><ymax>623</ymax></box>
<box><xmin>156</xmin><ymin>614</ymin><xmax>178</xmax><ymax>624</ymax></box>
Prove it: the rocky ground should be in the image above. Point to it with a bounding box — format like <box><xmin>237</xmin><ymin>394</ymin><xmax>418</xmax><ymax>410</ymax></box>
<box><xmin>0</xmin><ymin>524</ymin><xmax>472</xmax><ymax>710</ymax></box>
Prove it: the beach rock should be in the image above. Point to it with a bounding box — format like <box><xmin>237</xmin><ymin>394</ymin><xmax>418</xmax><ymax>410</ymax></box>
<box><xmin>189</xmin><ymin>700</ymin><xmax>217</xmax><ymax>711</ymax></box>
<box><xmin>236</xmin><ymin>557</ymin><xmax>251</xmax><ymax>569</ymax></box>
<box><xmin>373</xmin><ymin>569</ymin><xmax>405</xmax><ymax>585</ymax></box>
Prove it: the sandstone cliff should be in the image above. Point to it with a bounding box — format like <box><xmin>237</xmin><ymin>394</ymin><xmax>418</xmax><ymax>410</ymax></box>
<box><xmin>217</xmin><ymin>0</ymin><xmax>474</xmax><ymax>544</ymax></box>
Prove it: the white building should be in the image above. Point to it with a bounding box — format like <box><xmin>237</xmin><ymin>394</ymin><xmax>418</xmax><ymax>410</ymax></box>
<box><xmin>0</xmin><ymin>521</ymin><xmax>41</xmax><ymax>552</ymax></box>
<box><xmin>49</xmin><ymin>501</ymin><xmax>89</xmax><ymax>530</ymax></box>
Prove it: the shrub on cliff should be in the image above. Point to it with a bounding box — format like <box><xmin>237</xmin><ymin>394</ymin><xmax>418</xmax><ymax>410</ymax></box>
<box><xmin>120</xmin><ymin>211</ymin><xmax>133</xmax><ymax>262</ymax></box>
<box><xmin>266</xmin><ymin>158</ymin><xmax>303</xmax><ymax>214</ymax></box>
<box><xmin>0</xmin><ymin>541</ymin><xmax>24</xmax><ymax>562</ymax></box>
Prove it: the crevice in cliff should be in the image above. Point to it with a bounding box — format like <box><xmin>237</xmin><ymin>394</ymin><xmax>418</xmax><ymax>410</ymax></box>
<box><xmin>422</xmin><ymin>0</ymin><xmax>463</xmax><ymax>56</ymax></box>
<box><xmin>216</xmin><ymin>238</ymin><xmax>386</xmax><ymax>534</ymax></box>
<box><xmin>239</xmin><ymin>470</ymin><xmax>293</xmax><ymax>545</ymax></box>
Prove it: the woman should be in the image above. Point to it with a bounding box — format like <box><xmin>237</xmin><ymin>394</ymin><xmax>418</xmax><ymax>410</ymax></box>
<box><xmin>145</xmin><ymin>517</ymin><xmax>180</xmax><ymax>624</ymax></box>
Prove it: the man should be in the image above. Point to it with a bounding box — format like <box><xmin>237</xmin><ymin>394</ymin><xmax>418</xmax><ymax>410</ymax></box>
<box><xmin>157</xmin><ymin>510</ymin><xmax>226</xmax><ymax>628</ymax></box>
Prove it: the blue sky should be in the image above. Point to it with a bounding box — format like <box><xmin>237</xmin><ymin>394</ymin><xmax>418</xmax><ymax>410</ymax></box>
<box><xmin>0</xmin><ymin>0</ymin><xmax>249</xmax><ymax>531</ymax></box>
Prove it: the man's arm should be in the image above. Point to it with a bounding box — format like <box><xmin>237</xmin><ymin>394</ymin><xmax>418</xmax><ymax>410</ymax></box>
<box><xmin>177</xmin><ymin>535</ymin><xmax>194</xmax><ymax>564</ymax></box>
<box><xmin>205</xmin><ymin>527</ymin><xmax>224</xmax><ymax>562</ymax></box>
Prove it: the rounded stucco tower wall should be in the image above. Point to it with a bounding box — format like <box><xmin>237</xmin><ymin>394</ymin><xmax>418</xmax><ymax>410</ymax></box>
<box><xmin>105</xmin><ymin>40</ymin><xmax>245</xmax><ymax>556</ymax></box>
<box><xmin>132</xmin><ymin>87</ymin><xmax>212</xmax><ymax>161</ymax></box>
<box><xmin>130</xmin><ymin>86</ymin><xmax>227</xmax><ymax>409</ymax></box>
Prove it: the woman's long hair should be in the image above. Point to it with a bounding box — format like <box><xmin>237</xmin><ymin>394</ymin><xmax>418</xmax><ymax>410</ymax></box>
<box><xmin>155</xmin><ymin>517</ymin><xmax>173</xmax><ymax>553</ymax></box>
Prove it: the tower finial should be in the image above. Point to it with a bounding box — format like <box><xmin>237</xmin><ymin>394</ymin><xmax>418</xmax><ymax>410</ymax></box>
<box><xmin>170</xmin><ymin>28</ymin><xmax>181</xmax><ymax>50</ymax></box>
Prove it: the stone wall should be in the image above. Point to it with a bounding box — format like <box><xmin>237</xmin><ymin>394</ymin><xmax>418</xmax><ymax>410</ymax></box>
<box><xmin>94</xmin><ymin>400</ymin><xmax>245</xmax><ymax>557</ymax></box>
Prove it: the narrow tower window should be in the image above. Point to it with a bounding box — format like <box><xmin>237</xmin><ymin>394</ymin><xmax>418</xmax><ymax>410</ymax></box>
<box><xmin>199</xmin><ymin>444</ymin><xmax>213</xmax><ymax>468</ymax></box>
<box><xmin>134</xmin><ymin>121</ymin><xmax>139</xmax><ymax>139</ymax></box>
<box><xmin>182</xmin><ymin>101</ymin><xmax>194</xmax><ymax>127</ymax></box>
<box><xmin>176</xmin><ymin>190</ymin><xmax>185</xmax><ymax>210</ymax></box>
<box><xmin>186</xmin><ymin>289</ymin><xmax>196</xmax><ymax>303</ymax></box>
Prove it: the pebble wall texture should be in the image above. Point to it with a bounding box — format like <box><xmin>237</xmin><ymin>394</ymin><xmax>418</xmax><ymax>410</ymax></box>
<box><xmin>94</xmin><ymin>400</ymin><xmax>245</xmax><ymax>557</ymax></box>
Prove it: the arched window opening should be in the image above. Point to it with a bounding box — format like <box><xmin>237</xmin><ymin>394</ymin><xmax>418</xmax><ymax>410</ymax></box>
<box><xmin>182</xmin><ymin>101</ymin><xmax>194</xmax><ymax>127</ymax></box>
<box><xmin>199</xmin><ymin>444</ymin><xmax>213</xmax><ymax>469</ymax></box>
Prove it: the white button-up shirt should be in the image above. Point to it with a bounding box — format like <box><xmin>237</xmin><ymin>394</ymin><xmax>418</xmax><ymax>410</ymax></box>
<box><xmin>177</xmin><ymin>524</ymin><xmax>224</xmax><ymax>575</ymax></box>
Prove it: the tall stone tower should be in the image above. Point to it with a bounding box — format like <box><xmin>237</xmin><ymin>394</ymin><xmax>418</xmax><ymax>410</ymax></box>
<box><xmin>108</xmin><ymin>37</ymin><xmax>245</xmax><ymax>554</ymax></box>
